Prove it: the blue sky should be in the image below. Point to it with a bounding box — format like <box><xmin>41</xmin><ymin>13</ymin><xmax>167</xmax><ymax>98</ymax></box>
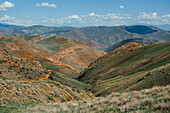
<box><xmin>0</xmin><ymin>0</ymin><xmax>170</xmax><ymax>26</ymax></box>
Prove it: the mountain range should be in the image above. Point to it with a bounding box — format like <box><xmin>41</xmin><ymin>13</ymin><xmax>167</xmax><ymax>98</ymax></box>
<box><xmin>0</xmin><ymin>23</ymin><xmax>23</xmax><ymax>29</ymax></box>
<box><xmin>0</xmin><ymin>24</ymin><xmax>170</xmax><ymax>49</ymax></box>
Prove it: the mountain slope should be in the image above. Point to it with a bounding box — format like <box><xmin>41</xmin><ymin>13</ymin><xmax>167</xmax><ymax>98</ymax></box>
<box><xmin>0</xmin><ymin>36</ymin><xmax>94</xmax><ymax>105</ymax></box>
<box><xmin>0</xmin><ymin>35</ymin><xmax>105</xmax><ymax>92</ymax></box>
<box><xmin>34</xmin><ymin>36</ymin><xmax>106</xmax><ymax>76</ymax></box>
<box><xmin>0</xmin><ymin>35</ymin><xmax>105</xmax><ymax>77</ymax></box>
<box><xmin>78</xmin><ymin>42</ymin><xmax>170</xmax><ymax>96</ymax></box>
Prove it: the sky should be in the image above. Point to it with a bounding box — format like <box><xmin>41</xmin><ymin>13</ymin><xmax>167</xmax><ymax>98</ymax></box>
<box><xmin>0</xmin><ymin>0</ymin><xmax>170</xmax><ymax>27</ymax></box>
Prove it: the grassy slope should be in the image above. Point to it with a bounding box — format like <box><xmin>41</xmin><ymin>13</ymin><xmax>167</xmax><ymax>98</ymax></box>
<box><xmin>2</xmin><ymin>85</ymin><xmax>169</xmax><ymax>113</ymax></box>
<box><xmin>79</xmin><ymin>42</ymin><xmax>170</xmax><ymax>96</ymax></box>
<box><xmin>34</xmin><ymin>36</ymin><xmax>71</xmax><ymax>51</ymax></box>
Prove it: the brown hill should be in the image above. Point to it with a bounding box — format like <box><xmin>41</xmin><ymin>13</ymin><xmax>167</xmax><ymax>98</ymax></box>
<box><xmin>0</xmin><ymin>35</ymin><xmax>106</xmax><ymax>77</ymax></box>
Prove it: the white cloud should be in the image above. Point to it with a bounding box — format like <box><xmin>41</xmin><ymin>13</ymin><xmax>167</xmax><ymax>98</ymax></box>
<box><xmin>137</xmin><ymin>12</ymin><xmax>160</xmax><ymax>20</ymax></box>
<box><xmin>0</xmin><ymin>15</ymin><xmax>15</xmax><ymax>21</ymax></box>
<box><xmin>68</xmin><ymin>15</ymin><xmax>80</xmax><ymax>19</ymax></box>
<box><xmin>36</xmin><ymin>2</ymin><xmax>58</xmax><ymax>8</ymax></box>
<box><xmin>135</xmin><ymin>12</ymin><xmax>164</xmax><ymax>25</ymax></box>
<box><xmin>0</xmin><ymin>1</ymin><xmax>15</xmax><ymax>11</ymax></box>
<box><xmin>41</xmin><ymin>12</ymin><xmax>133</xmax><ymax>26</ymax></box>
<box><xmin>25</xmin><ymin>16</ymin><xmax>30</xmax><ymax>18</ymax></box>
<box><xmin>1</xmin><ymin>12</ymin><xmax>170</xmax><ymax>26</ymax></box>
<box><xmin>41</xmin><ymin>12</ymin><xmax>170</xmax><ymax>26</ymax></box>
<box><xmin>119</xmin><ymin>5</ymin><xmax>125</xmax><ymax>9</ymax></box>
<box><xmin>89</xmin><ymin>12</ymin><xmax>95</xmax><ymax>16</ymax></box>
<box><xmin>162</xmin><ymin>14</ymin><xmax>170</xmax><ymax>18</ymax></box>
<box><xmin>0</xmin><ymin>15</ymin><xmax>35</xmax><ymax>26</ymax></box>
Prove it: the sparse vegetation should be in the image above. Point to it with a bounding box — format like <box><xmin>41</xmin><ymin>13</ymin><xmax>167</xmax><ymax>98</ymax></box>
<box><xmin>1</xmin><ymin>85</ymin><xmax>169</xmax><ymax>113</ymax></box>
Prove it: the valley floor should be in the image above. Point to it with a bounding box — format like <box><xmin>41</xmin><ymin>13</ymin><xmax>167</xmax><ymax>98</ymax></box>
<box><xmin>1</xmin><ymin>85</ymin><xmax>169</xmax><ymax>113</ymax></box>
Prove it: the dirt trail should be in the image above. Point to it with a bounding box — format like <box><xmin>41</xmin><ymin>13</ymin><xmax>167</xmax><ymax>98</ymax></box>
<box><xmin>27</xmin><ymin>70</ymin><xmax>51</xmax><ymax>82</ymax></box>
<box><xmin>39</xmin><ymin>71</ymin><xmax>51</xmax><ymax>80</ymax></box>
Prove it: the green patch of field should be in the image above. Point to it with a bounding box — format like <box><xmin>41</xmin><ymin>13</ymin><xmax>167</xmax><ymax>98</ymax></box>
<box><xmin>49</xmin><ymin>71</ymin><xmax>89</xmax><ymax>90</ymax></box>
<box><xmin>35</xmin><ymin>42</ymin><xmax>65</xmax><ymax>51</ymax></box>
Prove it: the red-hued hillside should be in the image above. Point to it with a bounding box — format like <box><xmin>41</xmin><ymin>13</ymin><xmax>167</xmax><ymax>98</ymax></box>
<box><xmin>0</xmin><ymin>35</ymin><xmax>106</xmax><ymax>78</ymax></box>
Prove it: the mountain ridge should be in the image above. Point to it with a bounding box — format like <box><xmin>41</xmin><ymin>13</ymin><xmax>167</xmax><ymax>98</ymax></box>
<box><xmin>105</xmin><ymin>38</ymin><xmax>153</xmax><ymax>52</ymax></box>
<box><xmin>1</xmin><ymin>25</ymin><xmax>169</xmax><ymax>48</ymax></box>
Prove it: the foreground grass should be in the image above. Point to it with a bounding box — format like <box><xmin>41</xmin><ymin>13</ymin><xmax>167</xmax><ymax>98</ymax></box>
<box><xmin>1</xmin><ymin>85</ymin><xmax>169</xmax><ymax>113</ymax></box>
<box><xmin>0</xmin><ymin>79</ymin><xmax>93</xmax><ymax>106</ymax></box>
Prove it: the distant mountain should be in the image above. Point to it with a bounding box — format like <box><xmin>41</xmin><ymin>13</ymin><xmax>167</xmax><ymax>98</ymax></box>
<box><xmin>61</xmin><ymin>25</ymin><xmax>170</xmax><ymax>48</ymax></box>
<box><xmin>78</xmin><ymin>42</ymin><xmax>170</xmax><ymax>96</ymax></box>
<box><xmin>123</xmin><ymin>25</ymin><xmax>158</xmax><ymax>34</ymax></box>
<box><xmin>13</xmin><ymin>25</ymin><xmax>75</xmax><ymax>37</ymax></box>
<box><xmin>154</xmin><ymin>24</ymin><xmax>170</xmax><ymax>31</ymax></box>
<box><xmin>0</xmin><ymin>25</ymin><xmax>170</xmax><ymax>48</ymax></box>
<box><xmin>0</xmin><ymin>23</ymin><xmax>24</xmax><ymax>29</ymax></box>
<box><xmin>105</xmin><ymin>38</ymin><xmax>153</xmax><ymax>53</ymax></box>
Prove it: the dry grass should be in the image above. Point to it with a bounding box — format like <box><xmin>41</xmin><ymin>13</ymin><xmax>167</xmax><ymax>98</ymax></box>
<box><xmin>2</xmin><ymin>85</ymin><xmax>169</xmax><ymax>113</ymax></box>
<box><xmin>0</xmin><ymin>79</ymin><xmax>93</xmax><ymax>105</ymax></box>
